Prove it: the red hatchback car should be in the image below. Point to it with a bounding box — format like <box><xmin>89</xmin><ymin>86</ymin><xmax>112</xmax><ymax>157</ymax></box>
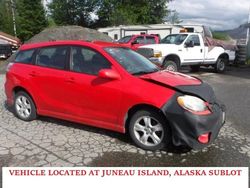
<box><xmin>5</xmin><ymin>40</ymin><xmax>225</xmax><ymax>151</ymax></box>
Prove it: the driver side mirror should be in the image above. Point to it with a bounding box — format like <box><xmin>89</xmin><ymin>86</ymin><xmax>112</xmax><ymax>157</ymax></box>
<box><xmin>98</xmin><ymin>69</ymin><xmax>121</xmax><ymax>80</ymax></box>
<box><xmin>185</xmin><ymin>41</ymin><xmax>195</xmax><ymax>48</ymax></box>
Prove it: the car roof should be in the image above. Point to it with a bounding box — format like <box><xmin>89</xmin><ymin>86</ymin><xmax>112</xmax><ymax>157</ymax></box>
<box><xmin>19</xmin><ymin>40</ymin><xmax>122</xmax><ymax>51</ymax></box>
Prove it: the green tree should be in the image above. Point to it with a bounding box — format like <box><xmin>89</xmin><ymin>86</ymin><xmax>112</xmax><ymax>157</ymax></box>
<box><xmin>17</xmin><ymin>0</ymin><xmax>48</xmax><ymax>41</ymax></box>
<box><xmin>0</xmin><ymin>0</ymin><xmax>15</xmax><ymax>35</ymax></box>
<box><xmin>95</xmin><ymin>0</ymin><xmax>172</xmax><ymax>27</ymax></box>
<box><xmin>48</xmin><ymin>0</ymin><xmax>98</xmax><ymax>27</ymax></box>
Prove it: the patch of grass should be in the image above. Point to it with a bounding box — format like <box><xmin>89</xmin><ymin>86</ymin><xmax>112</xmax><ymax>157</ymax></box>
<box><xmin>247</xmin><ymin>59</ymin><xmax>250</xmax><ymax>65</ymax></box>
<box><xmin>212</xmin><ymin>32</ymin><xmax>230</xmax><ymax>41</ymax></box>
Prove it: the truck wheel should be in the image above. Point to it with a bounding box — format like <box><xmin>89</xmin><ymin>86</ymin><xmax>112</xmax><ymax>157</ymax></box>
<box><xmin>214</xmin><ymin>58</ymin><xmax>226</xmax><ymax>73</ymax></box>
<box><xmin>129</xmin><ymin>109</ymin><xmax>171</xmax><ymax>151</ymax></box>
<box><xmin>163</xmin><ymin>60</ymin><xmax>178</xmax><ymax>72</ymax></box>
<box><xmin>190</xmin><ymin>65</ymin><xmax>200</xmax><ymax>72</ymax></box>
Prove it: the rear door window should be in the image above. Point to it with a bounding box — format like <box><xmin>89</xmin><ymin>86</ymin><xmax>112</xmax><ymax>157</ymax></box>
<box><xmin>36</xmin><ymin>46</ymin><xmax>68</xmax><ymax>70</ymax></box>
<box><xmin>15</xmin><ymin>49</ymin><xmax>35</xmax><ymax>64</ymax></box>
<box><xmin>71</xmin><ymin>46</ymin><xmax>111</xmax><ymax>75</ymax></box>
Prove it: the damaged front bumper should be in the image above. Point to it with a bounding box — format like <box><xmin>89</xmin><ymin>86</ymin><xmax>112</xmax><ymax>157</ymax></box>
<box><xmin>161</xmin><ymin>83</ymin><xmax>226</xmax><ymax>150</ymax></box>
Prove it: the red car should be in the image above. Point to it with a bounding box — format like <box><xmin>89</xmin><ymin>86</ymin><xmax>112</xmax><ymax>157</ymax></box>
<box><xmin>117</xmin><ymin>34</ymin><xmax>160</xmax><ymax>51</ymax></box>
<box><xmin>5</xmin><ymin>40</ymin><xmax>225</xmax><ymax>151</ymax></box>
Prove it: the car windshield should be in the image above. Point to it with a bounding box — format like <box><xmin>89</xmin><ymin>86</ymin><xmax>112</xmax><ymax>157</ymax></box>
<box><xmin>161</xmin><ymin>34</ymin><xmax>188</xmax><ymax>45</ymax></box>
<box><xmin>117</xmin><ymin>36</ymin><xmax>132</xmax><ymax>43</ymax></box>
<box><xmin>105</xmin><ymin>47</ymin><xmax>159</xmax><ymax>75</ymax></box>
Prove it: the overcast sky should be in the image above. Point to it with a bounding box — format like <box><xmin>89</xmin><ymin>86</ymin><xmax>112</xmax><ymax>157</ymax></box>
<box><xmin>168</xmin><ymin>0</ymin><xmax>250</xmax><ymax>30</ymax></box>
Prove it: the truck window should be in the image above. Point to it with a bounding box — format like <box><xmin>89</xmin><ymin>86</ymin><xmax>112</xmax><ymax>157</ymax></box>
<box><xmin>118</xmin><ymin>36</ymin><xmax>132</xmax><ymax>44</ymax></box>
<box><xmin>161</xmin><ymin>34</ymin><xmax>188</xmax><ymax>45</ymax></box>
<box><xmin>185</xmin><ymin>35</ymin><xmax>200</xmax><ymax>46</ymax></box>
<box><xmin>145</xmin><ymin>36</ymin><xmax>156</xmax><ymax>44</ymax></box>
<box><xmin>134</xmin><ymin>36</ymin><xmax>145</xmax><ymax>44</ymax></box>
<box><xmin>184</xmin><ymin>27</ymin><xmax>194</xmax><ymax>33</ymax></box>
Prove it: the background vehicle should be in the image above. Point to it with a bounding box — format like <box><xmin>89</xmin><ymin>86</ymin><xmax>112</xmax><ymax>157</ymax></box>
<box><xmin>138</xmin><ymin>33</ymin><xmax>236</xmax><ymax>73</ymax></box>
<box><xmin>0</xmin><ymin>44</ymin><xmax>12</xmax><ymax>59</ymax></box>
<box><xmin>117</xmin><ymin>34</ymin><xmax>160</xmax><ymax>50</ymax></box>
<box><xmin>5</xmin><ymin>40</ymin><xmax>225</xmax><ymax>151</ymax></box>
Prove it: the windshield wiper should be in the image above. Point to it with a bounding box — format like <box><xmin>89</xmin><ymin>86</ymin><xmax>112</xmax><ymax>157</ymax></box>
<box><xmin>132</xmin><ymin>69</ymin><xmax>159</xmax><ymax>75</ymax></box>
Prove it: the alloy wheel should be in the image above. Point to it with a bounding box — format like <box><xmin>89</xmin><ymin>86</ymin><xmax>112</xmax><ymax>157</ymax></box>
<box><xmin>133</xmin><ymin>116</ymin><xmax>164</xmax><ymax>147</ymax></box>
<box><xmin>15</xmin><ymin>95</ymin><xmax>32</xmax><ymax>119</ymax></box>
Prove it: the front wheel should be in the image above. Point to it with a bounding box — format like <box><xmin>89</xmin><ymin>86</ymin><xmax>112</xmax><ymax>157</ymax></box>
<box><xmin>214</xmin><ymin>58</ymin><xmax>227</xmax><ymax>73</ymax></box>
<box><xmin>163</xmin><ymin>60</ymin><xmax>178</xmax><ymax>72</ymax></box>
<box><xmin>129</xmin><ymin>109</ymin><xmax>170</xmax><ymax>151</ymax></box>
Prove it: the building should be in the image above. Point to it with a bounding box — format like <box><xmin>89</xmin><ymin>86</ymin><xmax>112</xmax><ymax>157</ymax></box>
<box><xmin>98</xmin><ymin>24</ymin><xmax>213</xmax><ymax>40</ymax></box>
<box><xmin>0</xmin><ymin>31</ymin><xmax>20</xmax><ymax>47</ymax></box>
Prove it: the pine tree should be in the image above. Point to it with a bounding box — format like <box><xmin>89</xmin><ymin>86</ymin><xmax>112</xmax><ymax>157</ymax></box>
<box><xmin>17</xmin><ymin>0</ymin><xmax>48</xmax><ymax>41</ymax></box>
<box><xmin>0</xmin><ymin>0</ymin><xmax>15</xmax><ymax>35</ymax></box>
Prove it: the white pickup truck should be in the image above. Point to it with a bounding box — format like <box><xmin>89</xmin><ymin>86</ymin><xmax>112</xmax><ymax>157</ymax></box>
<box><xmin>138</xmin><ymin>33</ymin><xmax>235</xmax><ymax>72</ymax></box>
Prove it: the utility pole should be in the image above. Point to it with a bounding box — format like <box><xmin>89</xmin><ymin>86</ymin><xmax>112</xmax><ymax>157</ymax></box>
<box><xmin>10</xmin><ymin>0</ymin><xmax>17</xmax><ymax>37</ymax></box>
<box><xmin>246</xmin><ymin>5</ymin><xmax>250</xmax><ymax>44</ymax></box>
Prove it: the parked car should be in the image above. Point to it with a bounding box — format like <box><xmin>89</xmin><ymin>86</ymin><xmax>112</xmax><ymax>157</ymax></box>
<box><xmin>0</xmin><ymin>44</ymin><xmax>12</xmax><ymax>59</ymax></box>
<box><xmin>5</xmin><ymin>40</ymin><xmax>225</xmax><ymax>151</ymax></box>
<box><xmin>138</xmin><ymin>33</ymin><xmax>236</xmax><ymax>72</ymax></box>
<box><xmin>117</xmin><ymin>34</ymin><xmax>160</xmax><ymax>51</ymax></box>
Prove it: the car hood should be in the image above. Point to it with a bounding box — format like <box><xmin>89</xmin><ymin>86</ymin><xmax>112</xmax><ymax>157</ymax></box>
<box><xmin>140</xmin><ymin>70</ymin><xmax>201</xmax><ymax>87</ymax></box>
<box><xmin>140</xmin><ymin>71</ymin><xmax>216</xmax><ymax>103</ymax></box>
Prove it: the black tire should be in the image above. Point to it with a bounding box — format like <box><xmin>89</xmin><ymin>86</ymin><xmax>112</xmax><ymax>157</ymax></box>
<box><xmin>163</xmin><ymin>60</ymin><xmax>178</xmax><ymax>72</ymax></box>
<box><xmin>214</xmin><ymin>58</ymin><xmax>227</xmax><ymax>73</ymax></box>
<box><xmin>190</xmin><ymin>65</ymin><xmax>200</xmax><ymax>72</ymax></box>
<box><xmin>14</xmin><ymin>91</ymin><xmax>37</xmax><ymax>121</ymax></box>
<box><xmin>129</xmin><ymin>109</ymin><xmax>171</xmax><ymax>151</ymax></box>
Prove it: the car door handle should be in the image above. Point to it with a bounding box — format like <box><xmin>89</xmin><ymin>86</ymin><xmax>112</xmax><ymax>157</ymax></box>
<box><xmin>65</xmin><ymin>77</ymin><xmax>75</xmax><ymax>83</ymax></box>
<box><xmin>29</xmin><ymin>71</ymin><xmax>38</xmax><ymax>77</ymax></box>
<box><xmin>200</xmin><ymin>49</ymin><xmax>203</xmax><ymax>53</ymax></box>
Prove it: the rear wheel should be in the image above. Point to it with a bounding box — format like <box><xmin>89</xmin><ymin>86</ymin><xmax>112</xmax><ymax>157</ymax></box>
<box><xmin>214</xmin><ymin>58</ymin><xmax>227</xmax><ymax>73</ymax></box>
<box><xmin>129</xmin><ymin>109</ymin><xmax>170</xmax><ymax>151</ymax></box>
<box><xmin>163</xmin><ymin>60</ymin><xmax>178</xmax><ymax>72</ymax></box>
<box><xmin>14</xmin><ymin>91</ymin><xmax>37</xmax><ymax>121</ymax></box>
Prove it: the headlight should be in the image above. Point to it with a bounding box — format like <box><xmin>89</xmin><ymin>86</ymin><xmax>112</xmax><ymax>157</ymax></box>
<box><xmin>177</xmin><ymin>95</ymin><xmax>211</xmax><ymax>115</ymax></box>
<box><xmin>153</xmin><ymin>50</ymin><xmax>162</xmax><ymax>58</ymax></box>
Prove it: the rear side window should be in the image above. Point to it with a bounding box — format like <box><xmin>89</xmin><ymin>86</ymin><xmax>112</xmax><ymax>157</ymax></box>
<box><xmin>15</xmin><ymin>50</ymin><xmax>35</xmax><ymax>64</ymax></box>
<box><xmin>36</xmin><ymin>46</ymin><xmax>68</xmax><ymax>70</ymax></box>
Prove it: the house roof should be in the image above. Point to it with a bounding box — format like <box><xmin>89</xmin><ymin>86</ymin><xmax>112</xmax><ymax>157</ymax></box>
<box><xmin>0</xmin><ymin>31</ymin><xmax>20</xmax><ymax>46</ymax></box>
